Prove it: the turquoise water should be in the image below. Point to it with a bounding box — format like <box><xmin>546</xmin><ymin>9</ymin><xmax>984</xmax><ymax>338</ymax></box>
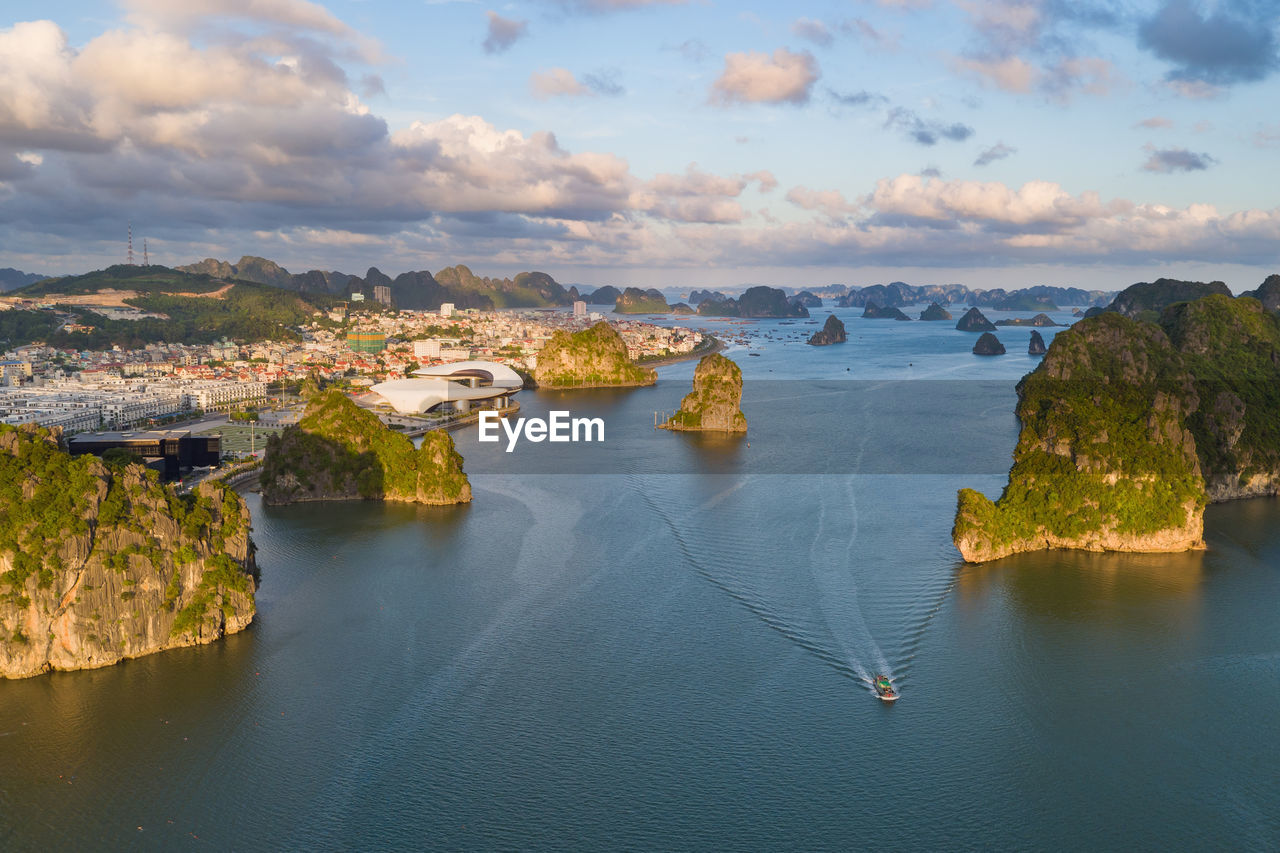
<box><xmin>3</xmin><ymin>306</ymin><xmax>1279</xmax><ymax>850</ymax></box>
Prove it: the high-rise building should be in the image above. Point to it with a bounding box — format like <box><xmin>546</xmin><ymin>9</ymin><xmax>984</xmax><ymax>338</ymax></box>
<box><xmin>573</xmin><ymin>300</ymin><xmax>587</xmax><ymax>318</ymax></box>
<box><xmin>346</xmin><ymin>331</ymin><xmax>387</xmax><ymax>353</ymax></box>
<box><xmin>440</xmin><ymin>303</ymin><xmax>455</xmax><ymax>318</ymax></box>
<box><xmin>373</xmin><ymin>285</ymin><xmax>392</xmax><ymax>307</ymax></box>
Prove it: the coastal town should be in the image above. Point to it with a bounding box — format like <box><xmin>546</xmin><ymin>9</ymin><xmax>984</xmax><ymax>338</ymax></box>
<box><xmin>0</xmin><ymin>297</ymin><xmax>706</xmax><ymax>439</ymax></box>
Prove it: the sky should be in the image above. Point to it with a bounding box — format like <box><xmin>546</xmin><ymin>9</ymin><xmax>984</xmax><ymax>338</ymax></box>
<box><xmin>2</xmin><ymin>0</ymin><xmax>1280</xmax><ymax>293</ymax></box>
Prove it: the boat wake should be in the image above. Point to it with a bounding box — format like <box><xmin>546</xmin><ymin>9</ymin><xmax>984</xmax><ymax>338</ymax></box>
<box><xmin>629</xmin><ymin>471</ymin><xmax>892</xmax><ymax>694</ymax></box>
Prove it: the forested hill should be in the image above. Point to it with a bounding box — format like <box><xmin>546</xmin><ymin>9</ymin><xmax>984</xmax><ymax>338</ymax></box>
<box><xmin>2</xmin><ymin>266</ymin><xmax>343</xmax><ymax>349</ymax></box>
<box><xmin>178</xmin><ymin>256</ymin><xmax>574</xmax><ymax>310</ymax></box>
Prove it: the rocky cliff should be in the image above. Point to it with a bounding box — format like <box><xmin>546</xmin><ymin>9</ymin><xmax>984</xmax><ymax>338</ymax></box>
<box><xmin>260</xmin><ymin>390</ymin><xmax>471</xmax><ymax>505</ymax></box>
<box><xmin>661</xmin><ymin>353</ymin><xmax>747</xmax><ymax>433</ymax></box>
<box><xmin>533</xmin><ymin>321</ymin><xmax>657</xmax><ymax>389</ymax></box>
<box><xmin>919</xmin><ymin>303</ymin><xmax>953</xmax><ymax>321</ymax></box>
<box><xmin>953</xmin><ymin>295</ymin><xmax>1280</xmax><ymax>562</ymax></box>
<box><xmin>614</xmin><ymin>287</ymin><xmax>670</xmax><ymax>314</ymax></box>
<box><xmin>956</xmin><ymin>307</ymin><xmax>996</xmax><ymax>332</ymax></box>
<box><xmin>863</xmin><ymin>302</ymin><xmax>911</xmax><ymax>321</ymax></box>
<box><xmin>972</xmin><ymin>332</ymin><xmax>1006</xmax><ymax>355</ymax></box>
<box><xmin>808</xmin><ymin>314</ymin><xmax>847</xmax><ymax>345</ymax></box>
<box><xmin>0</xmin><ymin>425</ymin><xmax>256</xmax><ymax>679</ymax></box>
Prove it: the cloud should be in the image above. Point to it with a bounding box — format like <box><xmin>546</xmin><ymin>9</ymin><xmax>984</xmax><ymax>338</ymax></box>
<box><xmin>667</xmin><ymin>38</ymin><xmax>709</xmax><ymax>63</ymax></box>
<box><xmin>548</xmin><ymin>0</ymin><xmax>687</xmax><ymax>11</ymax></box>
<box><xmin>1255</xmin><ymin>124</ymin><xmax>1280</xmax><ymax>148</ymax></box>
<box><xmin>920</xmin><ymin>165</ymin><xmax>943</xmax><ymax>178</ymax></box>
<box><xmin>785</xmin><ymin>186</ymin><xmax>859</xmax><ymax>219</ymax></box>
<box><xmin>885</xmin><ymin>107</ymin><xmax>973</xmax><ymax>146</ymax></box>
<box><xmin>744</xmin><ymin>170</ymin><xmax>778</xmax><ymax>193</ymax></box>
<box><xmin>827</xmin><ymin>88</ymin><xmax>888</xmax><ymax>107</ymax></box>
<box><xmin>483</xmin><ymin>11</ymin><xmax>528</xmax><ymax>54</ymax></box>
<box><xmin>582</xmin><ymin>69</ymin><xmax>625</xmax><ymax>97</ymax></box>
<box><xmin>951</xmin><ymin>54</ymin><xmax>1037</xmax><ymax>92</ymax></box>
<box><xmin>529</xmin><ymin>67</ymin><xmax>592</xmax><ymax>99</ymax></box>
<box><xmin>709</xmin><ymin>48</ymin><xmax>819</xmax><ymax>106</ymax></box>
<box><xmin>1137</xmin><ymin>116</ymin><xmax>1174</xmax><ymax>129</ymax></box>
<box><xmin>974</xmin><ymin>142</ymin><xmax>1016</xmax><ymax>166</ymax></box>
<box><xmin>122</xmin><ymin>0</ymin><xmax>352</xmax><ymax>35</ymax></box>
<box><xmin>792</xmin><ymin>17</ymin><xmax>833</xmax><ymax>47</ymax></box>
<box><xmin>1141</xmin><ymin>145</ymin><xmax>1218</xmax><ymax>173</ymax></box>
<box><xmin>1138</xmin><ymin>0</ymin><xmax>1278</xmax><ymax>86</ymax></box>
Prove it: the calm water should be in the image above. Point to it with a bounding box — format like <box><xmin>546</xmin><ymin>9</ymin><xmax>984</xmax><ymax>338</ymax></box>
<box><xmin>3</xmin><ymin>306</ymin><xmax>1279</xmax><ymax>850</ymax></box>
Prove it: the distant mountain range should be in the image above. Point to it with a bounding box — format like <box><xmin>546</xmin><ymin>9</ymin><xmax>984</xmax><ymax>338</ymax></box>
<box><xmin>0</xmin><ymin>268</ymin><xmax>49</xmax><ymax>292</ymax></box>
<box><xmin>178</xmin><ymin>256</ymin><xmax>575</xmax><ymax>311</ymax></box>
<box><xmin>833</xmin><ymin>282</ymin><xmax>1114</xmax><ymax>309</ymax></box>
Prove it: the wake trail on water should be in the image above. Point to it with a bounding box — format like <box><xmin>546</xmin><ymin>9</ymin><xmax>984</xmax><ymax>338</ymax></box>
<box><xmin>630</xmin><ymin>472</ymin><xmax>882</xmax><ymax>688</ymax></box>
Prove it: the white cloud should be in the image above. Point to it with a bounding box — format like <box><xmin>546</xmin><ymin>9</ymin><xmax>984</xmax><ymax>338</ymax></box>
<box><xmin>529</xmin><ymin>68</ymin><xmax>592</xmax><ymax>99</ymax></box>
<box><xmin>710</xmin><ymin>48</ymin><xmax>820</xmax><ymax>105</ymax></box>
<box><xmin>122</xmin><ymin>0</ymin><xmax>352</xmax><ymax>35</ymax></box>
<box><xmin>785</xmin><ymin>186</ymin><xmax>859</xmax><ymax>219</ymax></box>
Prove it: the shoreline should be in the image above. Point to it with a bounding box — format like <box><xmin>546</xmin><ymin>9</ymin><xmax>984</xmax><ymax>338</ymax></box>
<box><xmin>637</xmin><ymin>335</ymin><xmax>726</xmax><ymax>368</ymax></box>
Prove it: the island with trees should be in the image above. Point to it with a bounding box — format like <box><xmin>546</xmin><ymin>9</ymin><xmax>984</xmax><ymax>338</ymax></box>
<box><xmin>660</xmin><ymin>353</ymin><xmax>747</xmax><ymax>433</ymax></box>
<box><xmin>953</xmin><ymin>289</ymin><xmax>1280</xmax><ymax>562</ymax></box>
<box><xmin>0</xmin><ymin>424</ymin><xmax>256</xmax><ymax>679</ymax></box>
<box><xmin>533</xmin><ymin>321</ymin><xmax>657</xmax><ymax>388</ymax></box>
<box><xmin>260</xmin><ymin>390</ymin><xmax>471</xmax><ymax>505</ymax></box>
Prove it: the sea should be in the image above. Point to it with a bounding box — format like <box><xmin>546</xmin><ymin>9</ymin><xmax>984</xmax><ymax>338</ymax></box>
<box><xmin>3</xmin><ymin>305</ymin><xmax>1279</xmax><ymax>850</ymax></box>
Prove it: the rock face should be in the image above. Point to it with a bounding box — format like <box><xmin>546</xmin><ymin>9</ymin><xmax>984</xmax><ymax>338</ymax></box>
<box><xmin>952</xmin><ymin>296</ymin><xmax>1280</xmax><ymax>562</ymax></box>
<box><xmin>972</xmin><ymin>332</ymin><xmax>1006</xmax><ymax>355</ymax></box>
<box><xmin>587</xmin><ymin>285</ymin><xmax>621</xmax><ymax>305</ymax></box>
<box><xmin>738</xmin><ymin>286</ymin><xmax>809</xmax><ymax>318</ymax></box>
<box><xmin>614</xmin><ymin>287</ymin><xmax>670</xmax><ymax>314</ymax></box>
<box><xmin>956</xmin><ymin>307</ymin><xmax>997</xmax><ymax>332</ymax></box>
<box><xmin>694</xmin><ymin>286</ymin><xmax>808</xmax><ymax>318</ymax></box>
<box><xmin>993</xmin><ymin>293</ymin><xmax>1059</xmax><ymax>312</ymax></box>
<box><xmin>661</xmin><ymin>353</ymin><xmax>747</xmax><ymax>433</ymax></box>
<box><xmin>995</xmin><ymin>313</ymin><xmax>1060</xmax><ymax>327</ymax></box>
<box><xmin>789</xmin><ymin>291</ymin><xmax>823</xmax><ymax>308</ymax></box>
<box><xmin>863</xmin><ymin>302</ymin><xmax>912</xmax><ymax>321</ymax></box>
<box><xmin>808</xmin><ymin>314</ymin><xmax>847</xmax><ymax>345</ymax></box>
<box><xmin>1028</xmin><ymin>330</ymin><xmax>1047</xmax><ymax>355</ymax></box>
<box><xmin>533</xmin><ymin>321</ymin><xmax>657</xmax><ymax>389</ymax></box>
<box><xmin>1240</xmin><ymin>274</ymin><xmax>1280</xmax><ymax>313</ymax></box>
<box><xmin>919</xmin><ymin>303</ymin><xmax>953</xmax><ymax>321</ymax></box>
<box><xmin>0</xmin><ymin>425</ymin><xmax>256</xmax><ymax>679</ymax></box>
<box><xmin>261</xmin><ymin>390</ymin><xmax>471</xmax><ymax>506</ymax></box>
<box><xmin>697</xmin><ymin>298</ymin><xmax>740</xmax><ymax>317</ymax></box>
<box><xmin>1107</xmin><ymin>278</ymin><xmax>1232</xmax><ymax>319</ymax></box>
<box><xmin>669</xmin><ymin>302</ymin><xmax>695</xmax><ymax>315</ymax></box>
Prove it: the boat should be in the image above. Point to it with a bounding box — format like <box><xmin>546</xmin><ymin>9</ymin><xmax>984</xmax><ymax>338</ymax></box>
<box><xmin>872</xmin><ymin>674</ymin><xmax>898</xmax><ymax>702</ymax></box>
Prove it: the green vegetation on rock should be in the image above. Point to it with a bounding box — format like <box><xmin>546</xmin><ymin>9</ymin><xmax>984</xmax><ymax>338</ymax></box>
<box><xmin>533</xmin><ymin>321</ymin><xmax>656</xmax><ymax>388</ymax></box>
<box><xmin>614</xmin><ymin>287</ymin><xmax>670</xmax><ymax>314</ymax></box>
<box><xmin>0</xmin><ymin>424</ymin><xmax>255</xmax><ymax>679</ymax></box>
<box><xmin>953</xmin><ymin>295</ymin><xmax>1280</xmax><ymax>562</ymax></box>
<box><xmin>662</xmin><ymin>353</ymin><xmax>747</xmax><ymax>433</ymax></box>
<box><xmin>260</xmin><ymin>390</ymin><xmax>471</xmax><ymax>505</ymax></box>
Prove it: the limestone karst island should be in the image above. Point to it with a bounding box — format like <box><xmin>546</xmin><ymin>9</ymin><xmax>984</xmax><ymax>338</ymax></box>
<box><xmin>954</xmin><ymin>286</ymin><xmax>1280</xmax><ymax>563</ymax></box>
<box><xmin>0</xmin><ymin>424</ymin><xmax>256</xmax><ymax>679</ymax></box>
<box><xmin>533</xmin><ymin>321</ymin><xmax>658</xmax><ymax>389</ymax></box>
<box><xmin>661</xmin><ymin>353</ymin><xmax>747</xmax><ymax>433</ymax></box>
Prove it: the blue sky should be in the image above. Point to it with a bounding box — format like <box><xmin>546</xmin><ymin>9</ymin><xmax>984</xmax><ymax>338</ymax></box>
<box><xmin>3</xmin><ymin>0</ymin><xmax>1280</xmax><ymax>292</ymax></box>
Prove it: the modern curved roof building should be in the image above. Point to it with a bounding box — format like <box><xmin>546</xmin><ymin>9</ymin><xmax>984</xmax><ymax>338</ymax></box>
<box><xmin>369</xmin><ymin>360</ymin><xmax>523</xmax><ymax>415</ymax></box>
<box><xmin>411</xmin><ymin>360</ymin><xmax>523</xmax><ymax>389</ymax></box>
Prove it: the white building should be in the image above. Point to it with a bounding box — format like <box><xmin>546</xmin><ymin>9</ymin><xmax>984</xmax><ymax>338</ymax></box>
<box><xmin>440</xmin><ymin>302</ymin><xmax>455</xmax><ymax>318</ymax></box>
<box><xmin>573</xmin><ymin>300</ymin><xmax>587</xmax><ymax>318</ymax></box>
<box><xmin>413</xmin><ymin>340</ymin><xmax>441</xmax><ymax>359</ymax></box>
<box><xmin>370</xmin><ymin>360</ymin><xmax>523</xmax><ymax>415</ymax></box>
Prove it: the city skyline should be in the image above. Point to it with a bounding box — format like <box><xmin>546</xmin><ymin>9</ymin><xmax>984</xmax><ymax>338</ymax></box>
<box><xmin>3</xmin><ymin>0</ymin><xmax>1280</xmax><ymax>291</ymax></box>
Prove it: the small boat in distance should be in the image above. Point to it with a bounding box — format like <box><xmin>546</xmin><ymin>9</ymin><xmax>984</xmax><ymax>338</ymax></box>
<box><xmin>873</xmin><ymin>674</ymin><xmax>898</xmax><ymax>702</ymax></box>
